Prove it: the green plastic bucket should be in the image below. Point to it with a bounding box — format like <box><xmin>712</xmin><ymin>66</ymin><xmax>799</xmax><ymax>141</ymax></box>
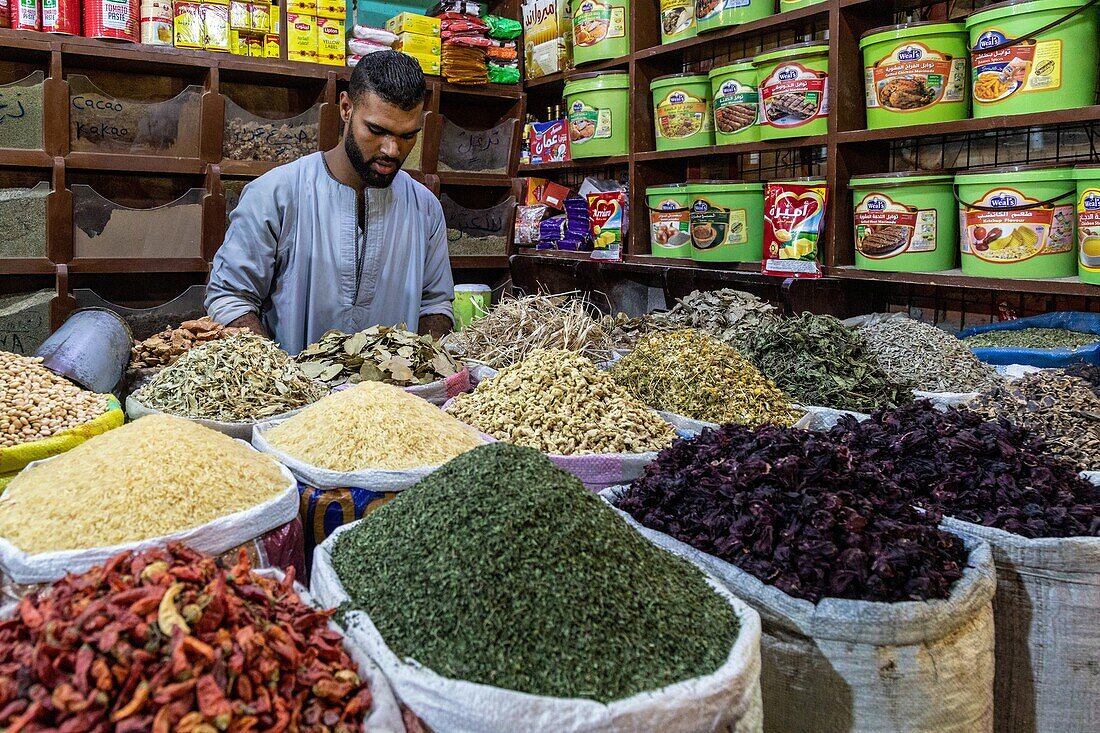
<box><xmin>956</xmin><ymin>164</ymin><xmax>1077</xmax><ymax>278</ymax></box>
<box><xmin>651</xmin><ymin>73</ymin><xmax>714</xmax><ymax>151</ymax></box>
<box><xmin>860</xmin><ymin>22</ymin><xmax>969</xmax><ymax>129</ymax></box>
<box><xmin>709</xmin><ymin>59</ymin><xmax>760</xmax><ymax>144</ymax></box>
<box><xmin>696</xmin><ymin>0</ymin><xmax>772</xmax><ymax>34</ymax></box>
<box><xmin>564</xmin><ymin>72</ymin><xmax>630</xmax><ymax>158</ymax></box>
<box><xmin>1073</xmin><ymin>166</ymin><xmax>1100</xmax><ymax>284</ymax></box>
<box><xmin>850</xmin><ymin>172</ymin><xmax>957</xmax><ymax>273</ymax></box>
<box><xmin>571</xmin><ymin>0</ymin><xmax>629</xmax><ymax>66</ymax></box>
<box><xmin>659</xmin><ymin>0</ymin><xmax>696</xmax><ymax>44</ymax></box>
<box><xmin>966</xmin><ymin>0</ymin><xmax>1099</xmax><ymax>118</ymax></box>
<box><xmin>754</xmin><ymin>42</ymin><xmax>829</xmax><ymax>140</ymax></box>
<box><xmin>646</xmin><ymin>184</ymin><xmax>692</xmax><ymax>258</ymax></box>
<box><xmin>779</xmin><ymin>0</ymin><xmax>826</xmax><ymax>10</ymax></box>
<box><xmin>685</xmin><ymin>180</ymin><xmax>765</xmax><ymax>262</ymax></box>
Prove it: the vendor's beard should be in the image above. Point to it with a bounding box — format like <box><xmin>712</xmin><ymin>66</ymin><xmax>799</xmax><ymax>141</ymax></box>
<box><xmin>345</xmin><ymin>135</ymin><xmax>402</xmax><ymax>188</ymax></box>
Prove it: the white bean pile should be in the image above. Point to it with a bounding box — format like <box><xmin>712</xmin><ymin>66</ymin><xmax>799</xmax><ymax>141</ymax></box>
<box><xmin>0</xmin><ymin>351</ymin><xmax>109</xmax><ymax>448</ymax></box>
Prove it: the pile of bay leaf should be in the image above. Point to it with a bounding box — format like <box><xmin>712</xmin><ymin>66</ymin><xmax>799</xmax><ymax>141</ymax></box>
<box><xmin>296</xmin><ymin>326</ymin><xmax>462</xmax><ymax>387</ymax></box>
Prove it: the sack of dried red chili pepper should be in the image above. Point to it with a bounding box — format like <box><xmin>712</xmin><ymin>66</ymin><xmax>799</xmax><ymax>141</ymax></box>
<box><xmin>0</xmin><ymin>542</ymin><xmax>405</xmax><ymax>732</ymax></box>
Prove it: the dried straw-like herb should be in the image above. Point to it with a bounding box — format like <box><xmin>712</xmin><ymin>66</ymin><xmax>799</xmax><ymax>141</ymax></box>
<box><xmin>134</xmin><ymin>333</ymin><xmax>327</xmax><ymax>422</ymax></box>
<box><xmin>619</xmin><ymin>423</ymin><xmax>966</xmax><ymax>603</ymax></box>
<box><xmin>746</xmin><ymin>313</ymin><xmax>913</xmax><ymax>412</ymax></box>
<box><xmin>831</xmin><ymin>401</ymin><xmax>1100</xmax><ymax>538</ymax></box>
<box><xmin>445</xmin><ymin>292</ymin><xmax>614</xmax><ymax>368</ymax></box>
<box><xmin>333</xmin><ymin>443</ymin><xmax>740</xmax><ymax>702</ymax></box>
<box><xmin>611</xmin><ymin>330</ymin><xmax>802</xmax><ymax>427</ymax></box>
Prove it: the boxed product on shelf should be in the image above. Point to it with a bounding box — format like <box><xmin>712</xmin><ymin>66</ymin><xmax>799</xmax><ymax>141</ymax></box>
<box><xmin>285</xmin><ymin>0</ymin><xmax>313</xmax><ymax>13</ymax></box>
<box><xmin>265</xmin><ymin>32</ymin><xmax>280</xmax><ymax>56</ymax></box>
<box><xmin>317</xmin><ymin>15</ymin><xmax>345</xmax><ymax>65</ymax></box>
<box><xmin>529</xmin><ymin>119</ymin><xmax>569</xmax><ymax>164</ymax></box>
<box><xmin>522</xmin><ymin>0</ymin><xmax>570</xmax><ymax>79</ymax></box>
<box><xmin>404</xmin><ymin>48</ymin><xmax>442</xmax><ymax>75</ymax></box>
<box><xmin>315</xmin><ymin>0</ymin><xmax>343</xmax><ymax>18</ymax></box>
<box><xmin>762</xmin><ymin>178</ymin><xmax>827</xmax><ymax>278</ymax></box>
<box><xmin>248</xmin><ymin>33</ymin><xmax>263</xmax><ymax>55</ymax></box>
<box><xmin>287</xmin><ymin>12</ymin><xmax>318</xmax><ymax>61</ymax></box>
<box><xmin>249</xmin><ymin>1</ymin><xmax>270</xmax><ymax>30</ymax></box>
<box><xmin>229</xmin><ymin>0</ymin><xmax>249</xmax><ymax>29</ymax></box>
<box><xmin>202</xmin><ymin>0</ymin><xmax>230</xmax><ymax>51</ymax></box>
<box><xmin>395</xmin><ymin>31</ymin><xmax>442</xmax><ymax>56</ymax></box>
<box><xmin>525</xmin><ymin>177</ymin><xmax>571</xmax><ymax>210</ymax></box>
<box><xmin>229</xmin><ymin>27</ymin><xmax>246</xmax><ymax>52</ymax></box>
<box><xmin>386</xmin><ymin>11</ymin><xmax>440</xmax><ymax>37</ymax></box>
<box><xmin>174</xmin><ymin>1</ymin><xmax>204</xmax><ymax>48</ymax></box>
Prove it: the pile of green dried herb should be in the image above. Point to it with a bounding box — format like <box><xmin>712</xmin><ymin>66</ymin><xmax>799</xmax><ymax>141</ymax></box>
<box><xmin>332</xmin><ymin>443</ymin><xmax>739</xmax><ymax>702</ymax></box>
<box><xmin>831</xmin><ymin>401</ymin><xmax>1100</xmax><ymax>538</ymax></box>
<box><xmin>133</xmin><ymin>333</ymin><xmax>327</xmax><ymax>421</ymax></box>
<box><xmin>746</xmin><ymin>313</ymin><xmax>913</xmax><ymax>412</ymax></box>
<box><xmin>619</xmin><ymin>423</ymin><xmax>966</xmax><ymax>603</ymax></box>
<box><xmin>854</xmin><ymin>318</ymin><xmax>1003</xmax><ymax>393</ymax></box>
<box><xmin>611</xmin><ymin>329</ymin><xmax>802</xmax><ymax>427</ymax></box>
<box><xmin>296</xmin><ymin>325</ymin><xmax>461</xmax><ymax>387</ymax></box>
<box><xmin>651</xmin><ymin>288</ymin><xmax>779</xmax><ymax>345</ymax></box>
<box><xmin>968</xmin><ymin>369</ymin><xmax>1100</xmax><ymax>470</ymax></box>
<box><xmin>963</xmin><ymin>327</ymin><xmax>1100</xmax><ymax>350</ymax></box>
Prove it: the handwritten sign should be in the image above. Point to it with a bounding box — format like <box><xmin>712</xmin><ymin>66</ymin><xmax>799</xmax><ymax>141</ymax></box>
<box><xmin>68</xmin><ymin>76</ymin><xmax>201</xmax><ymax>154</ymax></box>
<box><xmin>439</xmin><ymin>117</ymin><xmax>514</xmax><ymax>173</ymax></box>
<box><xmin>442</xmin><ymin>194</ymin><xmax>516</xmax><ymax>238</ymax></box>
<box><xmin>0</xmin><ymin>290</ymin><xmax>52</xmax><ymax>355</ymax></box>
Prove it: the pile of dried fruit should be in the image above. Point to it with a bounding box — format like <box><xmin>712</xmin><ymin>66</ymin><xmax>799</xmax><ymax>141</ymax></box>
<box><xmin>133</xmin><ymin>333</ymin><xmax>327</xmax><ymax>422</ymax></box>
<box><xmin>0</xmin><ymin>351</ymin><xmax>111</xmax><ymax>449</ymax></box>
<box><xmin>746</xmin><ymin>313</ymin><xmax>913</xmax><ymax>412</ymax></box>
<box><xmin>0</xmin><ymin>543</ymin><xmax>372</xmax><ymax>732</ymax></box>
<box><xmin>619</xmin><ymin>423</ymin><xmax>967</xmax><ymax>603</ymax></box>
<box><xmin>650</xmin><ymin>289</ymin><xmax>779</xmax><ymax>345</ymax></box>
<box><xmin>611</xmin><ymin>330</ymin><xmax>802</xmax><ymax>427</ymax></box>
<box><xmin>447</xmin><ymin>349</ymin><xmax>676</xmax><ymax>455</ymax></box>
<box><xmin>296</xmin><ymin>326</ymin><xmax>461</xmax><ymax>388</ymax></box>
<box><xmin>968</xmin><ymin>370</ymin><xmax>1100</xmax><ymax>471</ymax></box>
<box><xmin>446</xmin><ymin>293</ymin><xmax>614</xmax><ymax>368</ymax></box>
<box><xmin>831</xmin><ymin>401</ymin><xmax>1100</xmax><ymax>538</ymax></box>
<box><xmin>129</xmin><ymin>317</ymin><xmax>246</xmax><ymax>369</ymax></box>
<box><xmin>854</xmin><ymin>317</ymin><xmax>1003</xmax><ymax>393</ymax></box>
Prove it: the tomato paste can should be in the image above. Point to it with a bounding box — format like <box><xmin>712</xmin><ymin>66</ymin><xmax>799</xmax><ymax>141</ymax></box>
<box><xmin>43</xmin><ymin>0</ymin><xmax>80</xmax><ymax>33</ymax></box>
<box><xmin>84</xmin><ymin>0</ymin><xmax>138</xmax><ymax>40</ymax></box>
<box><xmin>11</xmin><ymin>0</ymin><xmax>42</xmax><ymax>31</ymax></box>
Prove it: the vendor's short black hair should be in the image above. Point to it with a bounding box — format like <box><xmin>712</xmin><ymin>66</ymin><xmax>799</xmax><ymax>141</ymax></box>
<box><xmin>348</xmin><ymin>50</ymin><xmax>427</xmax><ymax>111</ymax></box>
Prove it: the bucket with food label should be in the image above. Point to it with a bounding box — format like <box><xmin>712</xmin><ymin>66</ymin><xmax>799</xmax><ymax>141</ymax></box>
<box><xmin>570</xmin><ymin>0</ymin><xmax>629</xmax><ymax>65</ymax></box>
<box><xmin>651</xmin><ymin>73</ymin><xmax>714</xmax><ymax>152</ymax></box>
<box><xmin>563</xmin><ymin>71</ymin><xmax>630</xmax><ymax>158</ymax></box>
<box><xmin>695</xmin><ymin>0</ymin><xmax>772</xmax><ymax>34</ymax></box>
<box><xmin>966</xmin><ymin>0</ymin><xmax>1099</xmax><ymax>118</ymax></box>
<box><xmin>861</xmin><ymin>21</ymin><xmax>970</xmax><ymax>129</ymax></box>
<box><xmin>646</xmin><ymin>184</ymin><xmax>692</xmax><ymax>258</ymax></box>
<box><xmin>1073</xmin><ymin>165</ymin><xmax>1100</xmax><ymax>284</ymax></box>
<box><xmin>709</xmin><ymin>59</ymin><xmax>760</xmax><ymax>144</ymax></box>
<box><xmin>956</xmin><ymin>165</ymin><xmax>1076</xmax><ymax>278</ymax></box>
<box><xmin>659</xmin><ymin>0</ymin><xmax>695</xmax><ymax>43</ymax></box>
<box><xmin>850</xmin><ymin>172</ymin><xmax>957</xmax><ymax>272</ymax></box>
<box><xmin>686</xmin><ymin>180</ymin><xmax>765</xmax><ymax>263</ymax></box>
<box><xmin>754</xmin><ymin>42</ymin><xmax>829</xmax><ymax>140</ymax></box>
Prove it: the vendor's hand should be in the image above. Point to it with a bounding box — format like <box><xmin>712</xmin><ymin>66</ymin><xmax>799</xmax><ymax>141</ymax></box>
<box><xmin>226</xmin><ymin>313</ymin><xmax>270</xmax><ymax>339</ymax></box>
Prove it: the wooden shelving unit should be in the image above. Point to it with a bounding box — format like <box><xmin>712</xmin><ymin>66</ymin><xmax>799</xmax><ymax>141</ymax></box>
<box><xmin>0</xmin><ymin>8</ymin><xmax>524</xmax><ymax>329</ymax></box>
<box><xmin>515</xmin><ymin>0</ymin><xmax>1100</xmax><ymax>324</ymax></box>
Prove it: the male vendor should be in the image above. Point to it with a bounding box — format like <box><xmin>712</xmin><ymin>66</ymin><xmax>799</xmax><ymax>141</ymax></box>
<box><xmin>205</xmin><ymin>51</ymin><xmax>453</xmax><ymax>354</ymax></box>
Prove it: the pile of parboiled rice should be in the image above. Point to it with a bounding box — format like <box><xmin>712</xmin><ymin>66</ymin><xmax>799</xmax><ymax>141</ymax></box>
<box><xmin>261</xmin><ymin>381</ymin><xmax>485</xmax><ymax>472</ymax></box>
<box><xmin>0</xmin><ymin>415</ymin><xmax>288</xmax><ymax>553</ymax></box>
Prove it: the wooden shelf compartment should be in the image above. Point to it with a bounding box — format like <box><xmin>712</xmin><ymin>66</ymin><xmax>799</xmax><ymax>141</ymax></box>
<box><xmin>836</xmin><ymin>106</ymin><xmax>1100</xmax><ymax>144</ymax></box>
<box><xmin>519</xmin><ymin>155</ymin><xmax>631</xmax><ymax>173</ymax></box>
<box><xmin>828</xmin><ymin>266</ymin><xmax>1100</xmax><ymax>298</ymax></box>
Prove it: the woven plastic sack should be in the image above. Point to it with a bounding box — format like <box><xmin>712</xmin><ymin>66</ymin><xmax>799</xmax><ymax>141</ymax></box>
<box><xmin>126</xmin><ymin>393</ymin><xmax>306</xmax><ymax>441</ymax></box>
<box><xmin>253</xmin><ymin>415</ymin><xmax>488</xmax><ymax>567</ymax></box>
<box><xmin>0</xmin><ymin>396</ymin><xmax>124</xmax><ymax>490</ymax></box>
<box><xmin>0</xmin><ymin>443</ymin><xmax>299</xmax><ymax>585</ymax></box>
<box><xmin>939</xmin><ymin>516</ymin><xmax>1100</xmax><ymax>733</ymax></box>
<box><xmin>602</xmin><ymin>487</ymin><xmax>997</xmax><ymax>733</ymax></box>
<box><xmin>311</xmin><ymin>521</ymin><xmax>764</xmax><ymax>733</ymax></box>
<box><xmin>957</xmin><ymin>312</ymin><xmax>1100</xmax><ymax>367</ymax></box>
<box><xmin>333</xmin><ymin>367</ymin><xmax>472</xmax><ymax>407</ymax></box>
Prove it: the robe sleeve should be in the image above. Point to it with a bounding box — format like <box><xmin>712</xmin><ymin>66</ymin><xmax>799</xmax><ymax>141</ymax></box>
<box><xmin>205</xmin><ymin>176</ymin><xmax>281</xmax><ymax>326</ymax></box>
<box><xmin>419</xmin><ymin>194</ymin><xmax>455</xmax><ymax>323</ymax></box>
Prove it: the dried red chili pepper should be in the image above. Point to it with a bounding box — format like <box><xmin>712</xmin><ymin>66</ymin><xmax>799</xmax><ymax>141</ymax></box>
<box><xmin>0</xmin><ymin>544</ymin><xmax>373</xmax><ymax>732</ymax></box>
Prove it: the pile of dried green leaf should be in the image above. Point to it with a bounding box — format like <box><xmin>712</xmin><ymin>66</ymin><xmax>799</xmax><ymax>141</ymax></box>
<box><xmin>296</xmin><ymin>325</ymin><xmax>462</xmax><ymax>387</ymax></box>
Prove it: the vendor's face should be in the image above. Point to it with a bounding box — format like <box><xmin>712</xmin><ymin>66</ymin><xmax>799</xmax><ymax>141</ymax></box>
<box><xmin>341</xmin><ymin>91</ymin><xmax>423</xmax><ymax>188</ymax></box>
